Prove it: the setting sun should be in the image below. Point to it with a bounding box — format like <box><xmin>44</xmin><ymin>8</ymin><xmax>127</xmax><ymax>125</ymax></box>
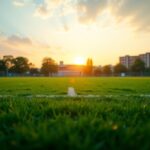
<box><xmin>74</xmin><ymin>57</ymin><xmax>85</xmax><ymax>65</ymax></box>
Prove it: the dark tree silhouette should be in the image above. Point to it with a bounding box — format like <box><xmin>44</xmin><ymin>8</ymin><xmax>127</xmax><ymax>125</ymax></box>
<box><xmin>94</xmin><ymin>67</ymin><xmax>102</xmax><ymax>76</ymax></box>
<box><xmin>131</xmin><ymin>58</ymin><xmax>145</xmax><ymax>74</ymax></box>
<box><xmin>84</xmin><ymin>58</ymin><xmax>93</xmax><ymax>76</ymax></box>
<box><xmin>102</xmin><ymin>65</ymin><xmax>112</xmax><ymax>75</ymax></box>
<box><xmin>41</xmin><ymin>57</ymin><xmax>58</xmax><ymax>76</ymax></box>
<box><xmin>10</xmin><ymin>57</ymin><xmax>30</xmax><ymax>74</ymax></box>
<box><xmin>0</xmin><ymin>60</ymin><xmax>6</xmax><ymax>75</ymax></box>
<box><xmin>30</xmin><ymin>68</ymin><xmax>40</xmax><ymax>76</ymax></box>
<box><xmin>4</xmin><ymin>58</ymin><xmax>14</xmax><ymax>76</ymax></box>
<box><xmin>114</xmin><ymin>63</ymin><xmax>127</xmax><ymax>74</ymax></box>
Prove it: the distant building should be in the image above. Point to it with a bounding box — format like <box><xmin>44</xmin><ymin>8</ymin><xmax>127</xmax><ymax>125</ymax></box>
<box><xmin>120</xmin><ymin>55</ymin><xmax>138</xmax><ymax>69</ymax></box>
<box><xmin>58</xmin><ymin>61</ymin><xmax>84</xmax><ymax>76</ymax></box>
<box><xmin>120</xmin><ymin>52</ymin><xmax>150</xmax><ymax>69</ymax></box>
<box><xmin>3</xmin><ymin>55</ymin><xmax>14</xmax><ymax>60</ymax></box>
<box><xmin>139</xmin><ymin>53</ymin><xmax>150</xmax><ymax>68</ymax></box>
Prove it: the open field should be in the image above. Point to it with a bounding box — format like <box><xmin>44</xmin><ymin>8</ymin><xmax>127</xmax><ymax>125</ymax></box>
<box><xmin>0</xmin><ymin>77</ymin><xmax>150</xmax><ymax>96</ymax></box>
<box><xmin>0</xmin><ymin>77</ymin><xmax>150</xmax><ymax>149</ymax></box>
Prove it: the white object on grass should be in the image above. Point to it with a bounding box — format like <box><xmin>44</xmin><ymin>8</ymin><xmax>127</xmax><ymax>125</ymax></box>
<box><xmin>68</xmin><ymin>87</ymin><xmax>77</xmax><ymax>97</ymax></box>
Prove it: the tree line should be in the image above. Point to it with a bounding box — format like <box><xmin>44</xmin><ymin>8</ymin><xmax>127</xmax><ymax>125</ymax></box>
<box><xmin>0</xmin><ymin>56</ymin><xmax>149</xmax><ymax>76</ymax></box>
<box><xmin>0</xmin><ymin>57</ymin><xmax>58</xmax><ymax>76</ymax></box>
<box><xmin>93</xmin><ymin>58</ymin><xmax>148</xmax><ymax>76</ymax></box>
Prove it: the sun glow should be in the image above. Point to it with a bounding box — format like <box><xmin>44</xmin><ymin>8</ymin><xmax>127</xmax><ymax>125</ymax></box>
<box><xmin>74</xmin><ymin>56</ymin><xmax>85</xmax><ymax>65</ymax></box>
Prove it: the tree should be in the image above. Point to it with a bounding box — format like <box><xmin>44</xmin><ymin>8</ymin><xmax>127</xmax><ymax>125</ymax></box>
<box><xmin>10</xmin><ymin>57</ymin><xmax>30</xmax><ymax>74</ymax></box>
<box><xmin>131</xmin><ymin>58</ymin><xmax>145</xmax><ymax>74</ymax></box>
<box><xmin>144</xmin><ymin>67</ymin><xmax>150</xmax><ymax>75</ymax></box>
<box><xmin>41</xmin><ymin>57</ymin><xmax>58</xmax><ymax>76</ymax></box>
<box><xmin>94</xmin><ymin>67</ymin><xmax>102</xmax><ymax>76</ymax></box>
<box><xmin>114</xmin><ymin>63</ymin><xmax>127</xmax><ymax>74</ymax></box>
<box><xmin>30</xmin><ymin>68</ymin><xmax>40</xmax><ymax>76</ymax></box>
<box><xmin>28</xmin><ymin>63</ymin><xmax>39</xmax><ymax>76</ymax></box>
<box><xmin>102</xmin><ymin>65</ymin><xmax>112</xmax><ymax>76</ymax></box>
<box><xmin>84</xmin><ymin>58</ymin><xmax>93</xmax><ymax>76</ymax></box>
<box><xmin>4</xmin><ymin>58</ymin><xmax>13</xmax><ymax>76</ymax></box>
<box><xmin>0</xmin><ymin>60</ymin><xmax>6</xmax><ymax>75</ymax></box>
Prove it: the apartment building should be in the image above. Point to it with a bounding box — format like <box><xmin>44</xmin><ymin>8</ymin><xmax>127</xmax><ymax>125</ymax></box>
<box><xmin>120</xmin><ymin>52</ymin><xmax>150</xmax><ymax>69</ymax></box>
<box><xmin>58</xmin><ymin>61</ymin><xmax>84</xmax><ymax>76</ymax></box>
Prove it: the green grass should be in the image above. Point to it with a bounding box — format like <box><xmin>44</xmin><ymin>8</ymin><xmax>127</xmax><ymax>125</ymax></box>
<box><xmin>0</xmin><ymin>77</ymin><xmax>69</xmax><ymax>95</ymax></box>
<box><xmin>0</xmin><ymin>77</ymin><xmax>150</xmax><ymax>96</ymax></box>
<box><xmin>0</xmin><ymin>77</ymin><xmax>150</xmax><ymax>149</ymax></box>
<box><xmin>0</xmin><ymin>97</ymin><xmax>150</xmax><ymax>150</ymax></box>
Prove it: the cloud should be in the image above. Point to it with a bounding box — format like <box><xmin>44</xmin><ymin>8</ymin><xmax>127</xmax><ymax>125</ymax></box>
<box><xmin>34</xmin><ymin>3</ymin><xmax>51</xmax><ymax>19</ymax></box>
<box><xmin>74</xmin><ymin>0</ymin><xmax>150</xmax><ymax>30</ymax></box>
<box><xmin>0</xmin><ymin>35</ymin><xmax>31</xmax><ymax>58</ymax></box>
<box><xmin>7</xmin><ymin>35</ymin><xmax>32</xmax><ymax>45</ymax></box>
<box><xmin>34</xmin><ymin>0</ymin><xmax>64</xmax><ymax>19</ymax></box>
<box><xmin>33</xmin><ymin>0</ymin><xmax>73</xmax><ymax>31</ymax></box>
<box><xmin>12</xmin><ymin>0</ymin><xmax>150</xmax><ymax>31</ymax></box>
<box><xmin>0</xmin><ymin>34</ymin><xmax>63</xmax><ymax>66</ymax></box>
<box><xmin>12</xmin><ymin>0</ymin><xmax>25</xmax><ymax>7</ymax></box>
<box><xmin>11</xmin><ymin>0</ymin><xmax>149</xmax><ymax>31</ymax></box>
<box><xmin>109</xmin><ymin>0</ymin><xmax>150</xmax><ymax>31</ymax></box>
<box><xmin>76</xmin><ymin>0</ymin><xmax>108</xmax><ymax>23</ymax></box>
<box><xmin>63</xmin><ymin>24</ymin><xmax>69</xmax><ymax>32</ymax></box>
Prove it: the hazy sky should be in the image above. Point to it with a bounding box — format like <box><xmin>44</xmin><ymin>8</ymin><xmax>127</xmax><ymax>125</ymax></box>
<box><xmin>0</xmin><ymin>0</ymin><xmax>150</xmax><ymax>67</ymax></box>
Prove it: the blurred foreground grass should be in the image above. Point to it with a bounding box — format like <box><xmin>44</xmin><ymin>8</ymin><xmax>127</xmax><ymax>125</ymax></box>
<box><xmin>0</xmin><ymin>96</ymin><xmax>150</xmax><ymax>150</ymax></box>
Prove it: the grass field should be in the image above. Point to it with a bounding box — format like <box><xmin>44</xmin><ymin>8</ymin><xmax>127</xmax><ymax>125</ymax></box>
<box><xmin>0</xmin><ymin>77</ymin><xmax>150</xmax><ymax>149</ymax></box>
<box><xmin>0</xmin><ymin>77</ymin><xmax>150</xmax><ymax>96</ymax></box>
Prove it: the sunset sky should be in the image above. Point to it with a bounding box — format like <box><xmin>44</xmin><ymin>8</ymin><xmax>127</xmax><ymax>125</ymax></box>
<box><xmin>0</xmin><ymin>0</ymin><xmax>150</xmax><ymax>67</ymax></box>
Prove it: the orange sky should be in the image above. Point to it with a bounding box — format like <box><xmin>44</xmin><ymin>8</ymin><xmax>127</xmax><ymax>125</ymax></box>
<box><xmin>0</xmin><ymin>0</ymin><xmax>150</xmax><ymax>67</ymax></box>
